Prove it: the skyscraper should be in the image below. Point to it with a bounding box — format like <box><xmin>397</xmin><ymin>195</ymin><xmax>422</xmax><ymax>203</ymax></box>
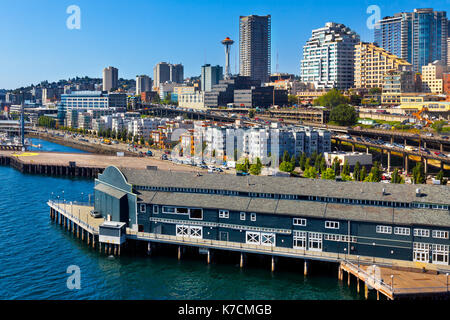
<box><xmin>153</xmin><ymin>62</ymin><xmax>171</xmax><ymax>88</ymax></box>
<box><xmin>374</xmin><ymin>8</ymin><xmax>448</xmax><ymax>73</ymax></box>
<box><xmin>170</xmin><ymin>64</ymin><xmax>184</xmax><ymax>84</ymax></box>
<box><xmin>102</xmin><ymin>66</ymin><xmax>118</xmax><ymax>92</ymax></box>
<box><xmin>201</xmin><ymin>64</ymin><xmax>223</xmax><ymax>92</ymax></box>
<box><xmin>300</xmin><ymin>22</ymin><xmax>360</xmax><ymax>90</ymax></box>
<box><xmin>239</xmin><ymin>15</ymin><xmax>271</xmax><ymax>84</ymax></box>
<box><xmin>136</xmin><ymin>75</ymin><xmax>152</xmax><ymax>95</ymax></box>
<box><xmin>153</xmin><ymin>62</ymin><xmax>184</xmax><ymax>88</ymax></box>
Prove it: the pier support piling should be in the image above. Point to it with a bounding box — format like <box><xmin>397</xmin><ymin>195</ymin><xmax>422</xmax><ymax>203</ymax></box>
<box><xmin>178</xmin><ymin>246</ymin><xmax>182</xmax><ymax>260</ymax></box>
<box><xmin>304</xmin><ymin>260</ymin><xmax>308</xmax><ymax>276</ymax></box>
<box><xmin>240</xmin><ymin>253</ymin><xmax>245</xmax><ymax>268</ymax></box>
<box><xmin>207</xmin><ymin>249</ymin><xmax>211</xmax><ymax>264</ymax></box>
<box><xmin>365</xmin><ymin>284</ymin><xmax>369</xmax><ymax>300</ymax></box>
<box><xmin>271</xmin><ymin>256</ymin><xmax>275</xmax><ymax>272</ymax></box>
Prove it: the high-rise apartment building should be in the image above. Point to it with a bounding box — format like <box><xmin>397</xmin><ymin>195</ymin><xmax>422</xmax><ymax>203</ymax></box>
<box><xmin>153</xmin><ymin>62</ymin><xmax>184</xmax><ymax>88</ymax></box>
<box><xmin>201</xmin><ymin>64</ymin><xmax>223</xmax><ymax>92</ymax></box>
<box><xmin>239</xmin><ymin>15</ymin><xmax>271</xmax><ymax>84</ymax></box>
<box><xmin>102</xmin><ymin>66</ymin><xmax>119</xmax><ymax>92</ymax></box>
<box><xmin>136</xmin><ymin>75</ymin><xmax>152</xmax><ymax>95</ymax></box>
<box><xmin>300</xmin><ymin>22</ymin><xmax>360</xmax><ymax>90</ymax></box>
<box><xmin>374</xmin><ymin>8</ymin><xmax>448</xmax><ymax>73</ymax></box>
<box><xmin>354</xmin><ymin>42</ymin><xmax>412</xmax><ymax>89</ymax></box>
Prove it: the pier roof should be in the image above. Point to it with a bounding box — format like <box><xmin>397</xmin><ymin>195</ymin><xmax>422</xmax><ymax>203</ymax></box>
<box><xmin>119</xmin><ymin>168</ymin><xmax>450</xmax><ymax>206</ymax></box>
<box><xmin>136</xmin><ymin>190</ymin><xmax>450</xmax><ymax>227</ymax></box>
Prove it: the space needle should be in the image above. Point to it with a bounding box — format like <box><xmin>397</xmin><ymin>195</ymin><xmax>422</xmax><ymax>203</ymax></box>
<box><xmin>221</xmin><ymin>37</ymin><xmax>234</xmax><ymax>79</ymax></box>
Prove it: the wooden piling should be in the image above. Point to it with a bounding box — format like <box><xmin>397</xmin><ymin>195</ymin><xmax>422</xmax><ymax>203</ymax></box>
<box><xmin>207</xmin><ymin>249</ymin><xmax>211</xmax><ymax>264</ymax></box>
<box><xmin>365</xmin><ymin>284</ymin><xmax>369</xmax><ymax>300</ymax></box>
<box><xmin>240</xmin><ymin>253</ymin><xmax>244</xmax><ymax>268</ymax></box>
<box><xmin>271</xmin><ymin>256</ymin><xmax>275</xmax><ymax>272</ymax></box>
<box><xmin>178</xmin><ymin>246</ymin><xmax>182</xmax><ymax>260</ymax></box>
<box><xmin>304</xmin><ymin>260</ymin><xmax>308</xmax><ymax>276</ymax></box>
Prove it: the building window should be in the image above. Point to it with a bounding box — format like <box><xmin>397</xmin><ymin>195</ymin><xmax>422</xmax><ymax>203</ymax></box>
<box><xmin>432</xmin><ymin>244</ymin><xmax>449</xmax><ymax>265</ymax></box>
<box><xmin>394</xmin><ymin>227</ymin><xmax>410</xmax><ymax>236</ymax></box>
<box><xmin>250</xmin><ymin>213</ymin><xmax>256</xmax><ymax>222</ymax></box>
<box><xmin>325</xmin><ymin>221</ymin><xmax>339</xmax><ymax>229</ymax></box>
<box><xmin>240</xmin><ymin>212</ymin><xmax>246</xmax><ymax>221</ymax></box>
<box><xmin>413</xmin><ymin>242</ymin><xmax>429</xmax><ymax>263</ymax></box>
<box><xmin>293</xmin><ymin>231</ymin><xmax>307</xmax><ymax>249</ymax></box>
<box><xmin>293</xmin><ymin>218</ymin><xmax>307</xmax><ymax>226</ymax></box>
<box><xmin>176</xmin><ymin>207</ymin><xmax>189</xmax><ymax>215</ymax></box>
<box><xmin>261</xmin><ymin>233</ymin><xmax>275</xmax><ymax>246</ymax></box>
<box><xmin>162</xmin><ymin>206</ymin><xmax>175</xmax><ymax>214</ymax></box>
<box><xmin>219</xmin><ymin>210</ymin><xmax>229</xmax><ymax>219</ymax></box>
<box><xmin>140</xmin><ymin>204</ymin><xmax>146</xmax><ymax>213</ymax></box>
<box><xmin>432</xmin><ymin>230</ymin><xmax>449</xmax><ymax>239</ymax></box>
<box><xmin>308</xmin><ymin>232</ymin><xmax>322</xmax><ymax>252</ymax></box>
<box><xmin>414</xmin><ymin>229</ymin><xmax>430</xmax><ymax>237</ymax></box>
<box><xmin>189</xmin><ymin>208</ymin><xmax>203</xmax><ymax>220</ymax></box>
<box><xmin>376</xmin><ymin>225</ymin><xmax>392</xmax><ymax>234</ymax></box>
<box><xmin>153</xmin><ymin>206</ymin><xmax>159</xmax><ymax>214</ymax></box>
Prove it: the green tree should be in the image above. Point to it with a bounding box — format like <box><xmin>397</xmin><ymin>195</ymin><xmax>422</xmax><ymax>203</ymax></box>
<box><xmin>369</xmin><ymin>87</ymin><xmax>382</xmax><ymax>95</ymax></box>
<box><xmin>360</xmin><ymin>166</ymin><xmax>367</xmax><ymax>182</ymax></box>
<box><xmin>236</xmin><ymin>158</ymin><xmax>250</xmax><ymax>173</ymax></box>
<box><xmin>353</xmin><ymin>162</ymin><xmax>361</xmax><ymax>181</ymax></box>
<box><xmin>279</xmin><ymin>161</ymin><xmax>295</xmax><ymax>173</ymax></box>
<box><xmin>329</xmin><ymin>104</ymin><xmax>358</xmax><ymax>126</ymax></box>
<box><xmin>322</xmin><ymin>168</ymin><xmax>336</xmax><ymax>180</ymax></box>
<box><xmin>332</xmin><ymin>157</ymin><xmax>341</xmax><ymax>176</ymax></box>
<box><xmin>282</xmin><ymin>150</ymin><xmax>290</xmax><ymax>163</ymax></box>
<box><xmin>412</xmin><ymin>162</ymin><xmax>425</xmax><ymax>184</ymax></box>
<box><xmin>288</xmin><ymin>94</ymin><xmax>299</xmax><ymax>106</ymax></box>
<box><xmin>290</xmin><ymin>155</ymin><xmax>296</xmax><ymax>168</ymax></box>
<box><xmin>313</xmin><ymin>89</ymin><xmax>349</xmax><ymax>109</ymax></box>
<box><xmin>369</xmin><ymin>161</ymin><xmax>382</xmax><ymax>182</ymax></box>
<box><xmin>319</xmin><ymin>157</ymin><xmax>327</xmax><ymax>173</ymax></box>
<box><xmin>248</xmin><ymin>109</ymin><xmax>256</xmax><ymax>119</ymax></box>
<box><xmin>431</xmin><ymin>120</ymin><xmax>446</xmax><ymax>133</ymax></box>
<box><xmin>436</xmin><ymin>170</ymin><xmax>447</xmax><ymax>185</ymax></box>
<box><xmin>342</xmin><ymin>159</ymin><xmax>350</xmax><ymax>176</ymax></box>
<box><xmin>299</xmin><ymin>153</ymin><xmax>307</xmax><ymax>171</ymax></box>
<box><xmin>304</xmin><ymin>166</ymin><xmax>318</xmax><ymax>179</ymax></box>
<box><xmin>249</xmin><ymin>158</ymin><xmax>262</xmax><ymax>176</ymax></box>
<box><xmin>391</xmin><ymin>168</ymin><xmax>403</xmax><ymax>184</ymax></box>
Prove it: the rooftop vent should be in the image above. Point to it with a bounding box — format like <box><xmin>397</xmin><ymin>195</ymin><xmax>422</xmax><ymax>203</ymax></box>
<box><xmin>416</xmin><ymin>188</ymin><xmax>421</xmax><ymax>197</ymax></box>
<box><xmin>146</xmin><ymin>166</ymin><xmax>157</xmax><ymax>171</ymax></box>
<box><xmin>382</xmin><ymin>188</ymin><xmax>386</xmax><ymax>196</ymax></box>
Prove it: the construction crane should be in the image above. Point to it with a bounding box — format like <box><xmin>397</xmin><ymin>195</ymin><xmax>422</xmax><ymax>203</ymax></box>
<box><xmin>412</xmin><ymin>107</ymin><xmax>433</xmax><ymax>127</ymax></box>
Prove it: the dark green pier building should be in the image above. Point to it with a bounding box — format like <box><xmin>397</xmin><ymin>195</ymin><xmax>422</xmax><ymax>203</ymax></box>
<box><xmin>94</xmin><ymin>166</ymin><xmax>450</xmax><ymax>271</ymax></box>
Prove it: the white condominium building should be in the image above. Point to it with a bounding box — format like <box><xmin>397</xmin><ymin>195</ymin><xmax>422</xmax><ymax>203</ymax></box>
<box><xmin>301</xmin><ymin>22</ymin><xmax>360</xmax><ymax>90</ymax></box>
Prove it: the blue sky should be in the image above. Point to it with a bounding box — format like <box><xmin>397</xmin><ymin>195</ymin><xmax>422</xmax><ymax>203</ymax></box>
<box><xmin>0</xmin><ymin>0</ymin><xmax>448</xmax><ymax>89</ymax></box>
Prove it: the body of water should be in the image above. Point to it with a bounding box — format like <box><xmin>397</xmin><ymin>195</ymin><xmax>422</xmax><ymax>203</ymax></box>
<box><xmin>0</xmin><ymin>138</ymin><xmax>361</xmax><ymax>299</ymax></box>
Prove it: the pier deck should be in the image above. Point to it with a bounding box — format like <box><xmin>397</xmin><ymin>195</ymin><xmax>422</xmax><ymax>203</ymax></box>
<box><xmin>340</xmin><ymin>260</ymin><xmax>450</xmax><ymax>300</ymax></box>
<box><xmin>0</xmin><ymin>150</ymin><xmax>207</xmax><ymax>176</ymax></box>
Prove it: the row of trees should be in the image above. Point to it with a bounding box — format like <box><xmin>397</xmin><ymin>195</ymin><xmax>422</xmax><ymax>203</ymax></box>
<box><xmin>236</xmin><ymin>158</ymin><xmax>263</xmax><ymax>176</ymax></box>
<box><xmin>37</xmin><ymin>116</ymin><xmax>56</xmax><ymax>129</ymax></box>
<box><xmin>312</xmin><ymin>89</ymin><xmax>358</xmax><ymax>126</ymax></box>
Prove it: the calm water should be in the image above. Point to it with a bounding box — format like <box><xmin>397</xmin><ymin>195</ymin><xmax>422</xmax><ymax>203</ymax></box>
<box><xmin>0</xmin><ymin>138</ymin><xmax>361</xmax><ymax>300</ymax></box>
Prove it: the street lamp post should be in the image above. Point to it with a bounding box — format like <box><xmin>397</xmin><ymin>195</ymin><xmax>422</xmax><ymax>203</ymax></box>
<box><xmin>391</xmin><ymin>275</ymin><xmax>394</xmax><ymax>292</ymax></box>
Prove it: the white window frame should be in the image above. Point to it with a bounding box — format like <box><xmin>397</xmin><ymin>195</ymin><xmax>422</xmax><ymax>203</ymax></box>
<box><xmin>414</xmin><ymin>229</ymin><xmax>430</xmax><ymax>237</ymax></box>
<box><xmin>293</xmin><ymin>231</ymin><xmax>307</xmax><ymax>249</ymax></box>
<box><xmin>139</xmin><ymin>203</ymin><xmax>146</xmax><ymax>213</ymax></box>
<box><xmin>325</xmin><ymin>221</ymin><xmax>339</xmax><ymax>229</ymax></box>
<box><xmin>153</xmin><ymin>205</ymin><xmax>159</xmax><ymax>214</ymax></box>
<box><xmin>189</xmin><ymin>208</ymin><xmax>203</xmax><ymax>220</ymax></box>
<box><xmin>413</xmin><ymin>242</ymin><xmax>430</xmax><ymax>263</ymax></box>
<box><xmin>394</xmin><ymin>227</ymin><xmax>410</xmax><ymax>236</ymax></box>
<box><xmin>240</xmin><ymin>212</ymin><xmax>246</xmax><ymax>221</ymax></box>
<box><xmin>293</xmin><ymin>218</ymin><xmax>307</xmax><ymax>226</ymax></box>
<box><xmin>431</xmin><ymin>244</ymin><xmax>449</xmax><ymax>265</ymax></box>
<box><xmin>176</xmin><ymin>225</ymin><xmax>189</xmax><ymax>237</ymax></box>
<box><xmin>376</xmin><ymin>225</ymin><xmax>392</xmax><ymax>234</ymax></box>
<box><xmin>250</xmin><ymin>213</ymin><xmax>256</xmax><ymax>222</ymax></box>
<box><xmin>175</xmin><ymin>207</ymin><xmax>189</xmax><ymax>215</ymax></box>
<box><xmin>219</xmin><ymin>210</ymin><xmax>229</xmax><ymax>219</ymax></box>
<box><xmin>432</xmin><ymin>230</ymin><xmax>449</xmax><ymax>239</ymax></box>
<box><xmin>308</xmin><ymin>232</ymin><xmax>323</xmax><ymax>252</ymax></box>
<box><xmin>162</xmin><ymin>206</ymin><xmax>175</xmax><ymax>214</ymax></box>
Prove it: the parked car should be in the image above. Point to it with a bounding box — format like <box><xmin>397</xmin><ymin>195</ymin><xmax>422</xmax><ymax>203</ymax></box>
<box><xmin>90</xmin><ymin>210</ymin><xmax>102</xmax><ymax>218</ymax></box>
